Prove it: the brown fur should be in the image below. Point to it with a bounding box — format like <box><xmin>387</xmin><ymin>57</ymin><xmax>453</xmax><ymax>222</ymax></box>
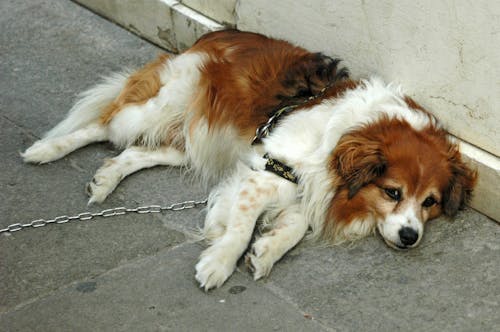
<box><xmin>161</xmin><ymin>120</ymin><xmax>185</xmax><ymax>151</ymax></box>
<box><xmin>99</xmin><ymin>53</ymin><xmax>170</xmax><ymax>124</ymax></box>
<box><xmin>187</xmin><ymin>30</ymin><xmax>349</xmax><ymax>139</ymax></box>
<box><xmin>441</xmin><ymin>145</ymin><xmax>478</xmax><ymax>216</ymax></box>
<box><xmin>404</xmin><ymin>96</ymin><xmax>428</xmax><ymax>114</ymax></box>
<box><xmin>325</xmin><ymin>116</ymin><xmax>477</xmax><ymax>239</ymax></box>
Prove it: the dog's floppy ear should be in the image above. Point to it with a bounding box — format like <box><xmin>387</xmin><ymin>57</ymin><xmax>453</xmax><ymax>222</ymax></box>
<box><xmin>331</xmin><ymin>133</ymin><xmax>386</xmax><ymax>199</ymax></box>
<box><xmin>442</xmin><ymin>146</ymin><xmax>478</xmax><ymax>217</ymax></box>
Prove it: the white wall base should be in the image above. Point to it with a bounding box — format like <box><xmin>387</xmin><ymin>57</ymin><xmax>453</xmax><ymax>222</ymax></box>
<box><xmin>74</xmin><ymin>0</ymin><xmax>223</xmax><ymax>52</ymax></box>
<box><xmin>459</xmin><ymin>141</ymin><xmax>499</xmax><ymax>221</ymax></box>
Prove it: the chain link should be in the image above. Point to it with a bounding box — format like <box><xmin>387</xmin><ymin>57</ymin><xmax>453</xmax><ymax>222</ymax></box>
<box><xmin>0</xmin><ymin>199</ymin><xmax>207</xmax><ymax>235</ymax></box>
<box><xmin>252</xmin><ymin>84</ymin><xmax>333</xmax><ymax>145</ymax></box>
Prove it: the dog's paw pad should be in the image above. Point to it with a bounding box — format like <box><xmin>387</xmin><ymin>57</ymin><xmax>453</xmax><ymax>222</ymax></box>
<box><xmin>195</xmin><ymin>253</ymin><xmax>234</xmax><ymax>291</ymax></box>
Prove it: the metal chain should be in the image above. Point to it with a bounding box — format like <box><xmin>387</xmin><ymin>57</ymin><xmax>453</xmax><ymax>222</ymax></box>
<box><xmin>0</xmin><ymin>199</ymin><xmax>207</xmax><ymax>235</ymax></box>
<box><xmin>252</xmin><ymin>84</ymin><xmax>333</xmax><ymax>145</ymax></box>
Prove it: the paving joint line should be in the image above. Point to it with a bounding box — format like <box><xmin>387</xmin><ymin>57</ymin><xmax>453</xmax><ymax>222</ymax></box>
<box><xmin>0</xmin><ymin>240</ymin><xmax>196</xmax><ymax>317</ymax></box>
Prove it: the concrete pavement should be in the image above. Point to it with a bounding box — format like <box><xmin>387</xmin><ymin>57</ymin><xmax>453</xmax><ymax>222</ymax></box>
<box><xmin>1</xmin><ymin>1</ymin><xmax>499</xmax><ymax>331</ymax></box>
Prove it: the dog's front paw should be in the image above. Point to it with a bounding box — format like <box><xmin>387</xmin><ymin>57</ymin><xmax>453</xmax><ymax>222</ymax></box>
<box><xmin>245</xmin><ymin>239</ymin><xmax>275</xmax><ymax>280</ymax></box>
<box><xmin>195</xmin><ymin>249</ymin><xmax>235</xmax><ymax>291</ymax></box>
<box><xmin>22</xmin><ymin>140</ymin><xmax>63</xmax><ymax>164</ymax></box>
<box><xmin>86</xmin><ymin>174</ymin><xmax>119</xmax><ymax>204</ymax></box>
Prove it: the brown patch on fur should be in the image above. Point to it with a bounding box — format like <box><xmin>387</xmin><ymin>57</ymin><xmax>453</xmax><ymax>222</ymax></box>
<box><xmin>187</xmin><ymin>30</ymin><xmax>350</xmax><ymax>140</ymax></box>
<box><xmin>341</xmin><ymin>187</ymin><xmax>377</xmax><ymax>223</ymax></box>
<box><xmin>298</xmin><ymin>79</ymin><xmax>360</xmax><ymax>110</ymax></box>
<box><xmin>324</xmin><ymin>116</ymin><xmax>477</xmax><ymax>241</ymax></box>
<box><xmin>441</xmin><ymin>144</ymin><xmax>478</xmax><ymax>216</ymax></box>
<box><xmin>330</xmin><ymin>126</ymin><xmax>387</xmax><ymax>199</ymax></box>
<box><xmin>99</xmin><ymin>54</ymin><xmax>170</xmax><ymax>124</ymax></box>
<box><xmin>161</xmin><ymin>120</ymin><xmax>186</xmax><ymax>151</ymax></box>
<box><xmin>256</xmin><ymin>187</ymin><xmax>271</xmax><ymax>195</ymax></box>
<box><xmin>404</xmin><ymin>96</ymin><xmax>437</xmax><ymax>119</ymax></box>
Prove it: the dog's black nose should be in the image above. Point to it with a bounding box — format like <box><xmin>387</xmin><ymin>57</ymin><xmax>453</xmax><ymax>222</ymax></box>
<box><xmin>399</xmin><ymin>227</ymin><xmax>419</xmax><ymax>246</ymax></box>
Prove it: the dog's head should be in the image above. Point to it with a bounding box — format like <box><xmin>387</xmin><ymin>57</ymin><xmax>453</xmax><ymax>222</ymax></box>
<box><xmin>328</xmin><ymin>116</ymin><xmax>477</xmax><ymax>249</ymax></box>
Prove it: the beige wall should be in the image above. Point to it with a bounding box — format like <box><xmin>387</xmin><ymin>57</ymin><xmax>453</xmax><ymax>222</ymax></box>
<box><xmin>237</xmin><ymin>0</ymin><xmax>500</xmax><ymax>158</ymax></box>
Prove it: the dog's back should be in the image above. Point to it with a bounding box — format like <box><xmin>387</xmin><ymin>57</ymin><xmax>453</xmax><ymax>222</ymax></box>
<box><xmin>22</xmin><ymin>30</ymin><xmax>348</xmax><ymax>198</ymax></box>
<box><xmin>23</xmin><ymin>30</ymin><xmax>476</xmax><ymax>290</ymax></box>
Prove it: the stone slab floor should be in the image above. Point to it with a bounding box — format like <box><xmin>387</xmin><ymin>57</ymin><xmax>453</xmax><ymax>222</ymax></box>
<box><xmin>1</xmin><ymin>1</ymin><xmax>498</xmax><ymax>331</ymax></box>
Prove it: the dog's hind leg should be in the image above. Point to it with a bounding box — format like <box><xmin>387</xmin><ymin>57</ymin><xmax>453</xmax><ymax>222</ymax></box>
<box><xmin>22</xmin><ymin>123</ymin><xmax>108</xmax><ymax>164</ymax></box>
<box><xmin>245</xmin><ymin>203</ymin><xmax>308</xmax><ymax>280</ymax></box>
<box><xmin>23</xmin><ymin>71</ymin><xmax>130</xmax><ymax>164</ymax></box>
<box><xmin>86</xmin><ymin>145</ymin><xmax>186</xmax><ymax>204</ymax></box>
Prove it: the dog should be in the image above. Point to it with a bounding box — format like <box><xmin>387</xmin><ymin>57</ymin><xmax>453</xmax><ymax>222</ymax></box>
<box><xmin>22</xmin><ymin>30</ymin><xmax>477</xmax><ymax>290</ymax></box>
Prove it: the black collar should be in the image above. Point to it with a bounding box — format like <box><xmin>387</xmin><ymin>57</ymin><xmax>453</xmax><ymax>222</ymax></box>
<box><xmin>255</xmin><ymin>82</ymin><xmax>341</xmax><ymax>184</ymax></box>
<box><xmin>263</xmin><ymin>153</ymin><xmax>298</xmax><ymax>184</ymax></box>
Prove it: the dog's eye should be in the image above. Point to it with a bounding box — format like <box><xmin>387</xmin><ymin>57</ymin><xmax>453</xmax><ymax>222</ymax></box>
<box><xmin>422</xmin><ymin>196</ymin><xmax>437</xmax><ymax>208</ymax></box>
<box><xmin>384</xmin><ymin>188</ymin><xmax>401</xmax><ymax>201</ymax></box>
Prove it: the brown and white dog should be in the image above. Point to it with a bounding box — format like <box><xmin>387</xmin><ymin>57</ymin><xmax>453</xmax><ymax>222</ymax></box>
<box><xmin>23</xmin><ymin>30</ymin><xmax>477</xmax><ymax>290</ymax></box>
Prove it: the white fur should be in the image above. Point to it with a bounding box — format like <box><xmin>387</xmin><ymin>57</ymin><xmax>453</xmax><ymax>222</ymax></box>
<box><xmin>87</xmin><ymin>146</ymin><xmax>186</xmax><ymax>204</ymax></box>
<box><xmin>246</xmin><ymin>203</ymin><xmax>308</xmax><ymax>280</ymax></box>
<box><xmin>22</xmin><ymin>72</ymin><xmax>129</xmax><ymax>163</ymax></box>
<box><xmin>108</xmin><ymin>53</ymin><xmax>207</xmax><ymax>148</ymax></box>
<box><xmin>195</xmin><ymin>163</ymin><xmax>297</xmax><ymax>290</ymax></box>
<box><xmin>22</xmin><ymin>123</ymin><xmax>108</xmax><ymax>164</ymax></box>
<box><xmin>377</xmin><ymin>200</ymin><xmax>424</xmax><ymax>249</ymax></box>
<box><xmin>186</xmin><ymin>120</ymin><xmax>250</xmax><ymax>186</ymax></box>
<box><xmin>23</xmin><ymin>50</ymin><xmax>438</xmax><ymax>290</ymax></box>
<box><xmin>44</xmin><ymin>71</ymin><xmax>130</xmax><ymax>139</ymax></box>
<box><xmin>262</xmin><ymin>78</ymin><xmax>436</xmax><ymax>242</ymax></box>
<box><xmin>336</xmin><ymin>217</ymin><xmax>377</xmax><ymax>243</ymax></box>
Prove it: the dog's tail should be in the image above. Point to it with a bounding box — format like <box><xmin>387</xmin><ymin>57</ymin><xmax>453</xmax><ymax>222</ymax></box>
<box><xmin>43</xmin><ymin>70</ymin><xmax>131</xmax><ymax>139</ymax></box>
